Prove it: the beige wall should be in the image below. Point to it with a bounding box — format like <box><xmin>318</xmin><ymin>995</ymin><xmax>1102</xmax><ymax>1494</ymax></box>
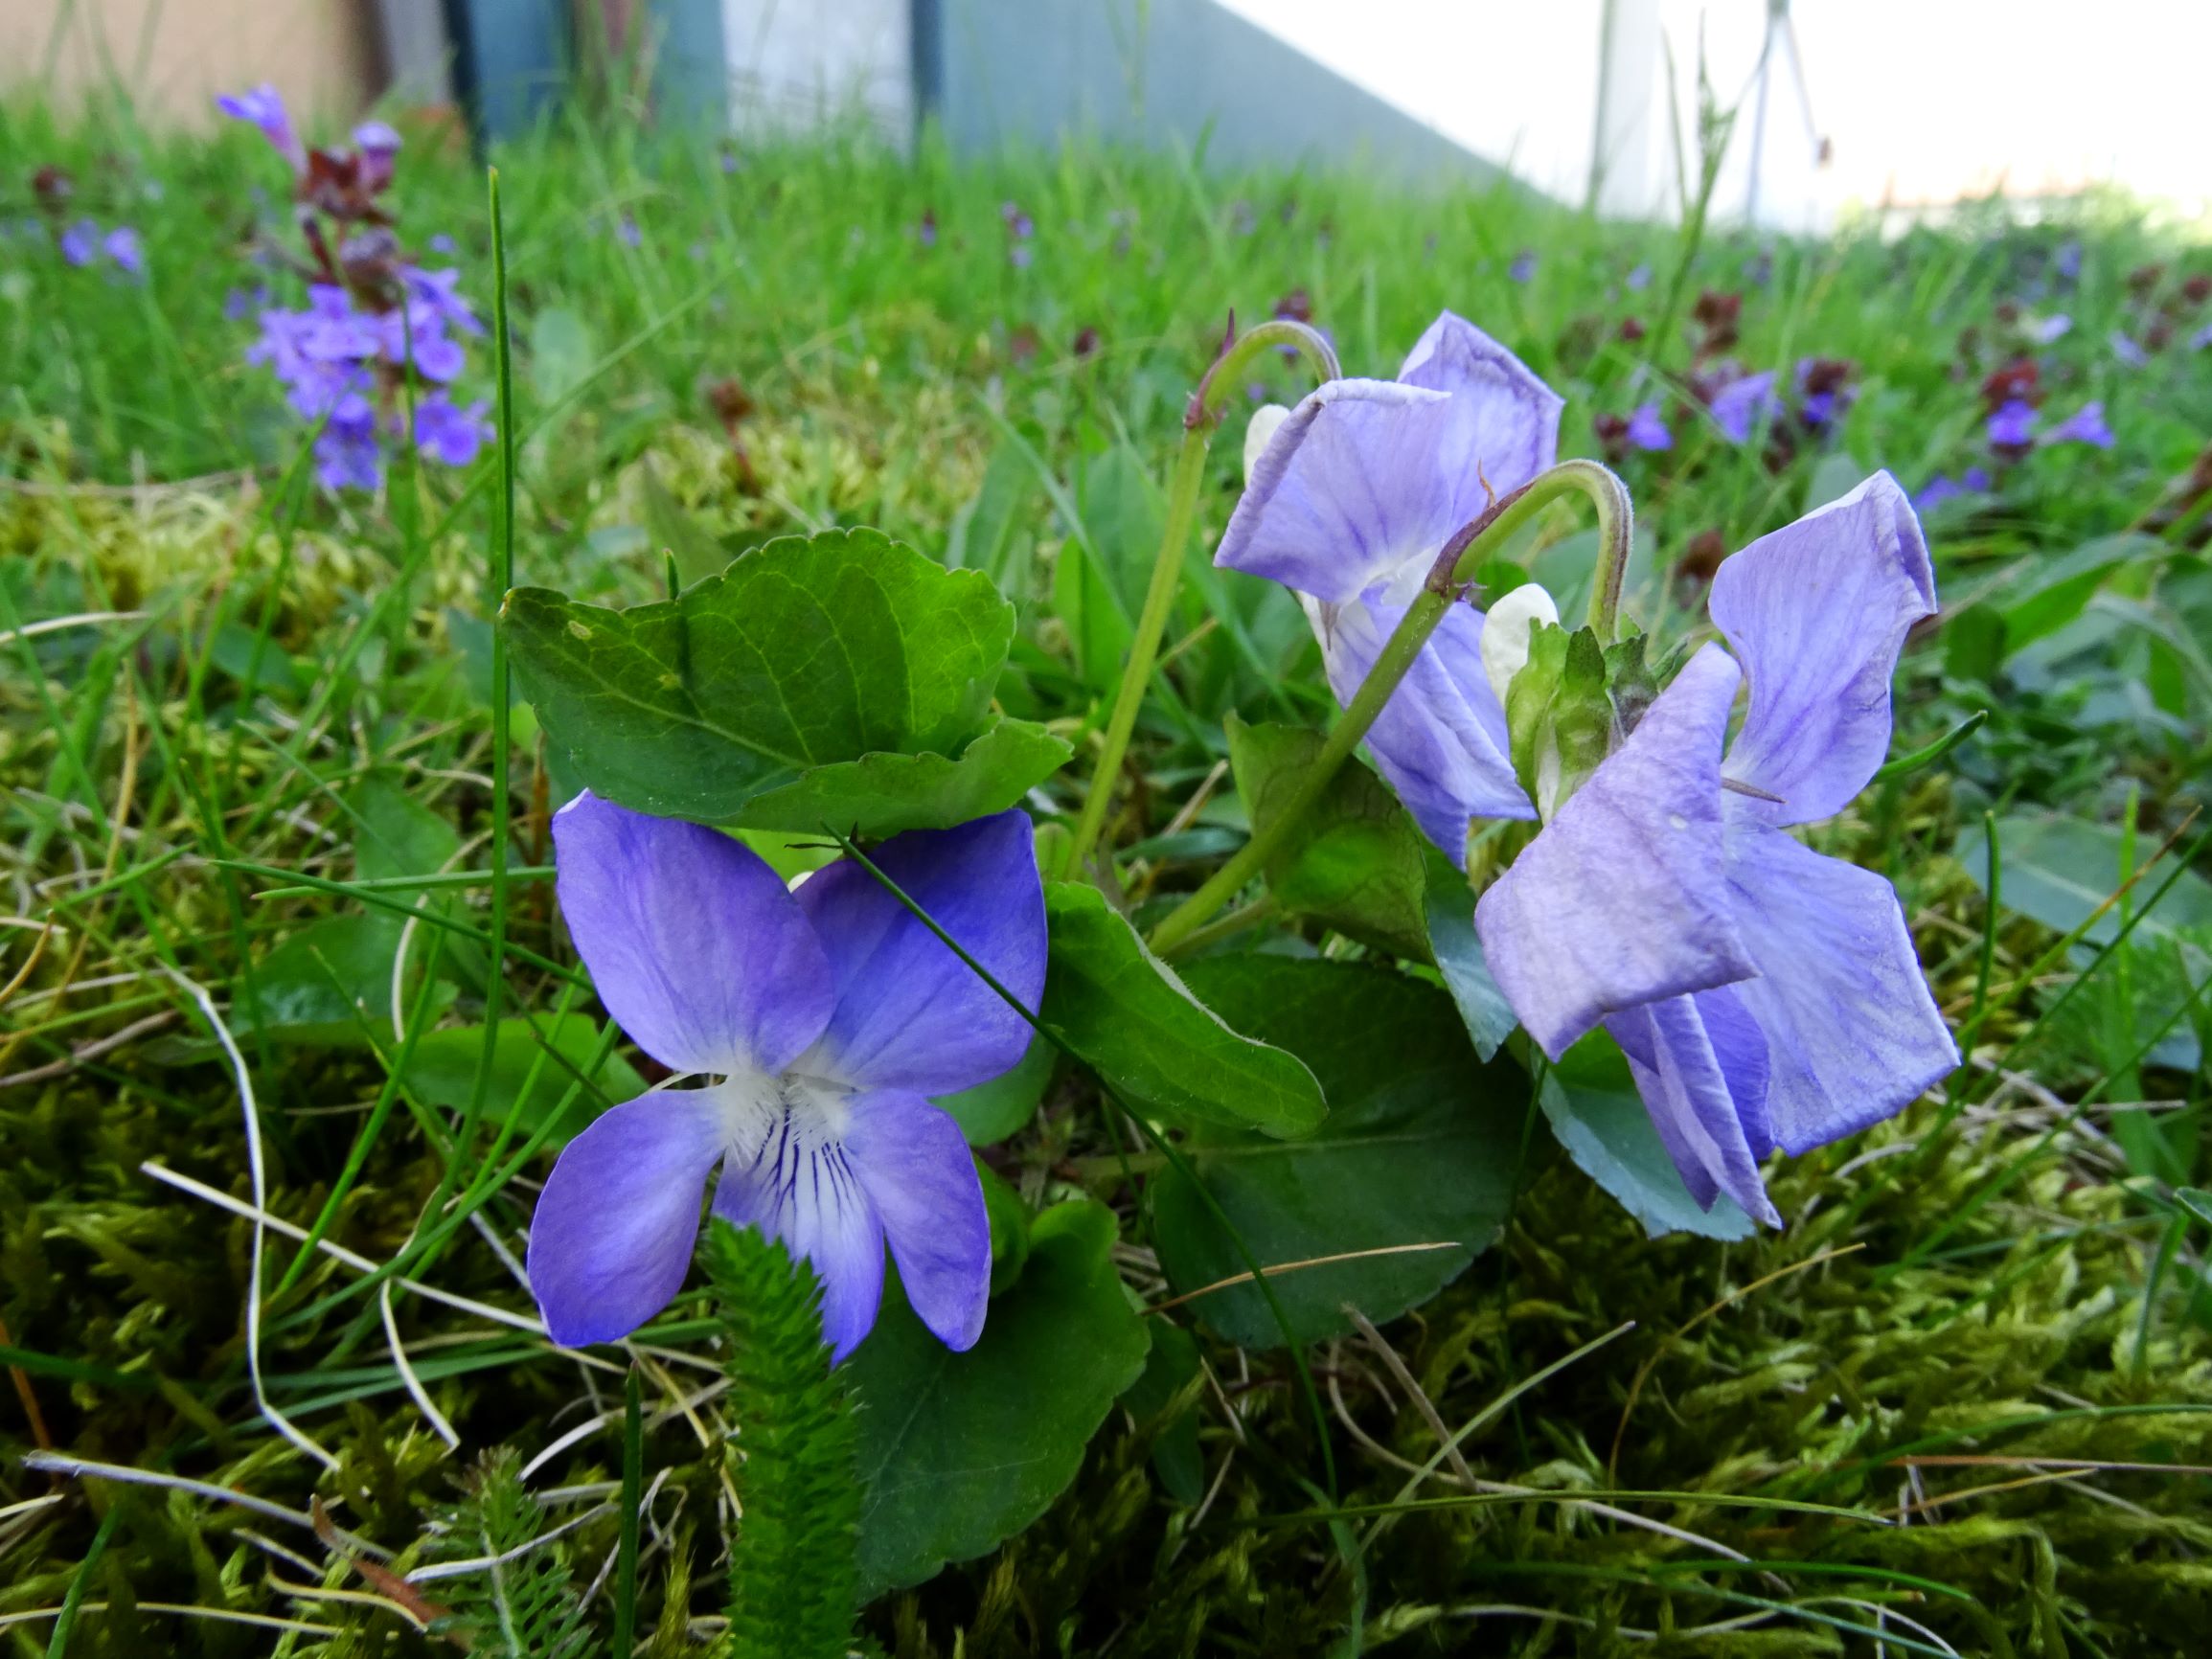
<box><xmin>5</xmin><ymin>0</ymin><xmax>379</xmax><ymax>131</ymax></box>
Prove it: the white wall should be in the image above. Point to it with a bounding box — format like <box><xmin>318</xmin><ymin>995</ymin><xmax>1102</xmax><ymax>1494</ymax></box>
<box><xmin>720</xmin><ymin>0</ymin><xmax>912</xmax><ymax>138</ymax></box>
<box><xmin>1222</xmin><ymin>0</ymin><xmax>2212</xmax><ymax>228</ymax></box>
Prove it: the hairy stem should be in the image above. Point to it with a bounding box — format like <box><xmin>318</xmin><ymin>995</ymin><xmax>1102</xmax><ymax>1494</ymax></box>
<box><xmin>1061</xmin><ymin>318</ymin><xmax>1339</xmax><ymax>879</ymax></box>
<box><xmin>1146</xmin><ymin>459</ymin><xmax>1631</xmax><ymax>955</ymax></box>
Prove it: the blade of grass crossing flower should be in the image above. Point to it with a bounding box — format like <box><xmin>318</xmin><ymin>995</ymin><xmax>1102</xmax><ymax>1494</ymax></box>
<box><xmin>463</xmin><ymin>166</ymin><xmax>520</xmax><ymax>1195</ymax></box>
<box><xmin>824</xmin><ymin>827</ymin><xmax>1340</xmax><ymax>1502</ymax></box>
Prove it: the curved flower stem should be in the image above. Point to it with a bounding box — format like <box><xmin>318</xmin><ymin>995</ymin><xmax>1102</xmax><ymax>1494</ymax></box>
<box><xmin>1145</xmin><ymin>458</ymin><xmax>1632</xmax><ymax>956</ymax></box>
<box><xmin>1060</xmin><ymin>319</ymin><xmax>1339</xmax><ymax>879</ymax></box>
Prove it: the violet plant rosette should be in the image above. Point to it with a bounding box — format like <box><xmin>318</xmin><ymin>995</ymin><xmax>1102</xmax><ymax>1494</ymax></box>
<box><xmin>1217</xmin><ymin>311</ymin><xmax>1556</xmax><ymax>863</ymax></box>
<box><xmin>1472</xmin><ymin>475</ymin><xmax>1959</xmax><ymax>1224</ymax></box>
<box><xmin>525</xmin><ymin>795</ymin><xmax>1046</xmax><ymax>1359</ymax></box>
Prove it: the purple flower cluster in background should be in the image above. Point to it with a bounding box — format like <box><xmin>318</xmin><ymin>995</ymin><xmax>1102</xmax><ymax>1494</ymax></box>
<box><xmin>52</xmin><ymin>217</ymin><xmax>144</xmax><ymax>279</ymax></box>
<box><xmin>218</xmin><ymin>83</ymin><xmax>490</xmax><ymax>491</ymax></box>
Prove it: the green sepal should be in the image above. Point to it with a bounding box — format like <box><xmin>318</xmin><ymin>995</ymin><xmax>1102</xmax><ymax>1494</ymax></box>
<box><xmin>1505</xmin><ymin>621</ymin><xmax>1612</xmax><ymax>816</ymax></box>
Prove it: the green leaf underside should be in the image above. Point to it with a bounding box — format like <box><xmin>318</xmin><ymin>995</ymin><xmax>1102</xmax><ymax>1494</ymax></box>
<box><xmin>847</xmin><ymin>1200</ymin><xmax>1150</xmax><ymax>1597</ymax></box>
<box><xmin>1152</xmin><ymin>956</ymin><xmax>1522</xmax><ymax>1347</ymax></box>
<box><xmin>1039</xmin><ymin>881</ymin><xmax>1326</xmax><ymax>1136</ymax></box>
<box><xmin>1541</xmin><ymin>1032</ymin><xmax>1756</xmax><ymax>1241</ymax></box>
<box><xmin>1955</xmin><ymin>812</ymin><xmax>2212</xmax><ymax>952</ymax></box>
<box><xmin>732</xmin><ymin>716</ymin><xmax>1071</xmax><ymax>838</ymax></box>
<box><xmin>1423</xmin><ymin>850</ymin><xmax>1519</xmax><ymax>1062</ymax></box>
<box><xmin>1225</xmin><ymin>715</ymin><xmax>1430</xmax><ymax>960</ymax></box>
<box><xmin>503</xmin><ymin>527</ymin><xmax>1014</xmax><ymax>821</ymax></box>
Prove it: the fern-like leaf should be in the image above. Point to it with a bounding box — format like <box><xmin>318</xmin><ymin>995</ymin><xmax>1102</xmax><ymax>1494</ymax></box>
<box><xmin>704</xmin><ymin>1218</ymin><xmax>860</xmax><ymax>1659</ymax></box>
<box><xmin>422</xmin><ymin>1449</ymin><xmax>594</xmax><ymax>1658</ymax></box>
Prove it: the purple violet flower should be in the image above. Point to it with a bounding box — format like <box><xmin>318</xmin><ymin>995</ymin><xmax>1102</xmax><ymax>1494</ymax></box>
<box><xmin>2028</xmin><ymin>313</ymin><xmax>2072</xmax><ymax>344</ymax></box>
<box><xmin>525</xmin><ymin>798</ymin><xmax>1043</xmax><ymax>1356</ymax></box>
<box><xmin>1986</xmin><ymin>399</ymin><xmax>2039</xmax><ymax>448</ymax></box>
<box><xmin>2055</xmin><ymin>240</ymin><xmax>2083</xmax><ymax>282</ymax></box>
<box><xmin>2041</xmin><ymin>400</ymin><xmax>2114</xmax><ymax>449</ymax></box>
<box><xmin>1509</xmin><ymin>251</ymin><xmax>1538</xmax><ymax>284</ymax></box>
<box><xmin>59</xmin><ymin>219</ymin><xmax>99</xmax><ymax>267</ymax></box>
<box><xmin>616</xmin><ymin>215</ymin><xmax>642</xmax><ymax>249</ymax></box>
<box><xmin>1709</xmin><ymin>371</ymin><xmax>1781</xmax><ymax>444</ymax></box>
<box><xmin>1626</xmin><ymin>400</ymin><xmax>1673</xmax><ymax>451</ymax></box>
<box><xmin>412</xmin><ymin>393</ymin><xmax>492</xmax><ymax>466</ymax></box>
<box><xmin>1218</xmin><ymin>310</ymin><xmax>1560</xmax><ymax>862</ymax></box>
<box><xmin>216</xmin><ymin>83</ymin><xmax>307</xmax><ymax>174</ymax></box>
<box><xmin>1474</xmin><ymin>474</ymin><xmax>1957</xmax><ymax>1224</ymax></box>
<box><xmin>2109</xmin><ymin>330</ymin><xmax>2149</xmax><ymax>368</ymax></box>
<box><xmin>428</xmin><ymin>233</ymin><xmax>457</xmax><ymax>255</ymax></box>
<box><xmin>2192</xmin><ymin>322</ymin><xmax>2212</xmax><ymax>352</ymax></box>
<box><xmin>1626</xmin><ymin>262</ymin><xmax>1653</xmax><ymax>291</ymax></box>
<box><xmin>103</xmin><ymin>226</ymin><xmax>144</xmax><ymax>278</ymax></box>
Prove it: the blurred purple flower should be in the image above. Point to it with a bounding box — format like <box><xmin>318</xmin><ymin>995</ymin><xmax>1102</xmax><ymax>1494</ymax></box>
<box><xmin>103</xmin><ymin>226</ymin><xmax>144</xmax><ymax>278</ymax></box>
<box><xmin>1986</xmin><ymin>399</ymin><xmax>2039</xmax><ymax>448</ymax></box>
<box><xmin>2041</xmin><ymin>400</ymin><xmax>2114</xmax><ymax>449</ymax></box>
<box><xmin>401</xmin><ymin>266</ymin><xmax>483</xmax><ymax>335</ymax></box>
<box><xmin>1709</xmin><ymin>371</ymin><xmax>1781</xmax><ymax>444</ymax></box>
<box><xmin>1626</xmin><ymin>400</ymin><xmax>1673</xmax><ymax>451</ymax></box>
<box><xmin>1911</xmin><ymin>466</ymin><xmax>1991</xmax><ymax>513</ymax></box>
<box><xmin>216</xmin><ymin>83</ymin><xmax>306</xmax><ymax>174</ymax></box>
<box><xmin>2192</xmin><ymin>322</ymin><xmax>2212</xmax><ymax>352</ymax></box>
<box><xmin>224</xmin><ymin>284</ymin><xmax>270</xmax><ymax>321</ymax></box>
<box><xmin>2054</xmin><ymin>240</ymin><xmax>2083</xmax><ymax>282</ymax></box>
<box><xmin>1475</xmin><ymin>475</ymin><xmax>1955</xmax><ymax>1225</ymax></box>
<box><xmin>59</xmin><ymin>219</ymin><xmax>99</xmax><ymax>267</ymax></box>
<box><xmin>353</xmin><ymin>121</ymin><xmax>401</xmax><ymax>192</ymax></box>
<box><xmin>525</xmin><ymin>797</ymin><xmax>1043</xmax><ymax>1357</ymax></box>
<box><xmin>2028</xmin><ymin>313</ymin><xmax>2072</xmax><ymax>344</ymax></box>
<box><xmin>427</xmin><ymin>233</ymin><xmax>457</xmax><ymax>255</ymax></box>
<box><xmin>1626</xmin><ymin>262</ymin><xmax>1653</xmax><ymax>291</ymax></box>
<box><xmin>1509</xmin><ymin>251</ymin><xmax>1537</xmax><ymax>284</ymax></box>
<box><xmin>314</xmin><ymin>394</ymin><xmax>384</xmax><ymax>491</ymax></box>
<box><xmin>2109</xmin><ymin>330</ymin><xmax>2149</xmax><ymax>368</ymax></box>
<box><xmin>616</xmin><ymin>215</ymin><xmax>642</xmax><ymax>249</ymax></box>
<box><xmin>413</xmin><ymin>393</ymin><xmax>492</xmax><ymax>466</ymax></box>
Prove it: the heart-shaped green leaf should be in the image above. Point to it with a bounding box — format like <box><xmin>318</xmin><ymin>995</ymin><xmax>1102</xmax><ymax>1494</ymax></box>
<box><xmin>1151</xmin><ymin>956</ymin><xmax>1522</xmax><ymax>1348</ymax></box>
<box><xmin>1224</xmin><ymin>715</ymin><xmax>1430</xmax><ymax>960</ymax></box>
<box><xmin>731</xmin><ymin>716</ymin><xmax>1071</xmax><ymax>839</ymax></box>
<box><xmin>847</xmin><ymin>1200</ymin><xmax>1150</xmax><ymax>1597</ymax></box>
<box><xmin>1039</xmin><ymin>881</ymin><xmax>1325</xmax><ymax>1136</ymax></box>
<box><xmin>503</xmin><ymin>527</ymin><xmax>1013</xmax><ymax>822</ymax></box>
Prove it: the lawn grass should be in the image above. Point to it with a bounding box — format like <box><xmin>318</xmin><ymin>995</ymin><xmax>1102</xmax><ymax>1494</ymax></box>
<box><xmin>2</xmin><ymin>88</ymin><xmax>2210</xmax><ymax>1655</ymax></box>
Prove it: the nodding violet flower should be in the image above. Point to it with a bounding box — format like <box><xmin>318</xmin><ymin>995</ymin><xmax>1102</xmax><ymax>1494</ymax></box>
<box><xmin>1474</xmin><ymin>475</ymin><xmax>1958</xmax><ymax>1224</ymax></box>
<box><xmin>526</xmin><ymin>797</ymin><xmax>1045</xmax><ymax>1358</ymax></box>
<box><xmin>1219</xmin><ymin>311</ymin><xmax>1562</xmax><ymax>861</ymax></box>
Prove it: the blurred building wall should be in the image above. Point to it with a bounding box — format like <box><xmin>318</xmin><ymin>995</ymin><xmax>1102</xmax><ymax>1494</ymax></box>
<box><xmin>4</xmin><ymin>0</ymin><xmax>381</xmax><ymax>128</ymax></box>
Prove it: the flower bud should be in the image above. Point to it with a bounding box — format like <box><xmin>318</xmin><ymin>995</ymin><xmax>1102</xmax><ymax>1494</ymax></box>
<box><xmin>1479</xmin><ymin>582</ymin><xmax>1560</xmax><ymax>709</ymax></box>
<box><xmin>1243</xmin><ymin>403</ymin><xmax>1290</xmax><ymax>481</ymax></box>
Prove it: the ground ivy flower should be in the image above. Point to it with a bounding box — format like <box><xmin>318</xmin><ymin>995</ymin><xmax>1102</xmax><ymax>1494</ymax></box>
<box><xmin>1987</xmin><ymin>398</ymin><xmax>2039</xmax><ymax>449</ymax></box>
<box><xmin>2042</xmin><ymin>400</ymin><xmax>2114</xmax><ymax>450</ymax></box>
<box><xmin>526</xmin><ymin>796</ymin><xmax>1045</xmax><ymax>1358</ymax></box>
<box><xmin>1626</xmin><ymin>400</ymin><xmax>1673</xmax><ymax>451</ymax></box>
<box><xmin>1218</xmin><ymin>311</ymin><xmax>1562</xmax><ymax>860</ymax></box>
<box><xmin>217</xmin><ymin>82</ymin><xmax>307</xmax><ymax>173</ymax></box>
<box><xmin>1709</xmin><ymin>370</ymin><xmax>1781</xmax><ymax>444</ymax></box>
<box><xmin>1473</xmin><ymin>473</ymin><xmax>1958</xmax><ymax>1224</ymax></box>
